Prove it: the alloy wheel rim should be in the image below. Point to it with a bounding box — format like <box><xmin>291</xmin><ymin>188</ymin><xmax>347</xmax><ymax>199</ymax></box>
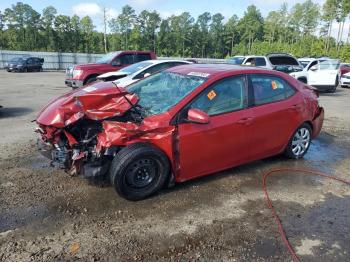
<box><xmin>291</xmin><ymin>128</ymin><xmax>310</xmax><ymax>156</ymax></box>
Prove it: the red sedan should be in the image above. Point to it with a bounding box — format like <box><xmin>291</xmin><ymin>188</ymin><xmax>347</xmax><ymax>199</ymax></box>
<box><xmin>36</xmin><ymin>64</ymin><xmax>324</xmax><ymax>200</ymax></box>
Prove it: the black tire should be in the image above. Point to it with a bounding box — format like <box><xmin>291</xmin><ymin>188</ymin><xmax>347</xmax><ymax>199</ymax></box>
<box><xmin>329</xmin><ymin>77</ymin><xmax>338</xmax><ymax>93</ymax></box>
<box><xmin>109</xmin><ymin>143</ymin><xmax>170</xmax><ymax>201</ymax></box>
<box><xmin>84</xmin><ymin>76</ymin><xmax>97</xmax><ymax>85</ymax></box>
<box><xmin>285</xmin><ymin>123</ymin><xmax>312</xmax><ymax>159</ymax></box>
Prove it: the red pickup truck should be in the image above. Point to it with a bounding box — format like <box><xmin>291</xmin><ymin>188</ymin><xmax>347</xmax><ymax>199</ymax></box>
<box><xmin>65</xmin><ymin>51</ymin><xmax>156</xmax><ymax>88</ymax></box>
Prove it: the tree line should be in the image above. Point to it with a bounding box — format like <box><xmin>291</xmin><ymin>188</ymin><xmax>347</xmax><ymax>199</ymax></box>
<box><xmin>1</xmin><ymin>0</ymin><xmax>350</xmax><ymax>61</ymax></box>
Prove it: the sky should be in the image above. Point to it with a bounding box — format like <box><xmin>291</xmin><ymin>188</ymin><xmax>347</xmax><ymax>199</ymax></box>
<box><xmin>2</xmin><ymin>0</ymin><xmax>343</xmax><ymax>39</ymax></box>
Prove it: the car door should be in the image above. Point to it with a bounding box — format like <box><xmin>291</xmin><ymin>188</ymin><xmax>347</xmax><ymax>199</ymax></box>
<box><xmin>176</xmin><ymin>75</ymin><xmax>252</xmax><ymax>182</ymax></box>
<box><xmin>26</xmin><ymin>58</ymin><xmax>34</xmax><ymax>71</ymax></box>
<box><xmin>244</xmin><ymin>74</ymin><xmax>303</xmax><ymax>160</ymax></box>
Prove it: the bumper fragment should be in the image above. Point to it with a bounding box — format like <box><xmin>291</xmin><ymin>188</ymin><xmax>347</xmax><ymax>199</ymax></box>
<box><xmin>65</xmin><ymin>79</ymin><xmax>84</xmax><ymax>89</ymax></box>
<box><xmin>311</xmin><ymin>107</ymin><xmax>324</xmax><ymax>138</ymax></box>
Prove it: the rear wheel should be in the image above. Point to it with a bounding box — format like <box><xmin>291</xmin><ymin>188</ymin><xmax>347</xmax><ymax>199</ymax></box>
<box><xmin>285</xmin><ymin>123</ymin><xmax>312</xmax><ymax>159</ymax></box>
<box><xmin>109</xmin><ymin>143</ymin><xmax>170</xmax><ymax>201</ymax></box>
<box><xmin>328</xmin><ymin>77</ymin><xmax>339</xmax><ymax>93</ymax></box>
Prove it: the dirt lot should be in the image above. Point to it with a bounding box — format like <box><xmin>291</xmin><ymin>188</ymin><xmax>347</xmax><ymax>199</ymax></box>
<box><xmin>0</xmin><ymin>71</ymin><xmax>349</xmax><ymax>261</ymax></box>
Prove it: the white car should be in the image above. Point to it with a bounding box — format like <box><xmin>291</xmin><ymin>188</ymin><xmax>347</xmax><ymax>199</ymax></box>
<box><xmin>97</xmin><ymin>60</ymin><xmax>191</xmax><ymax>88</ymax></box>
<box><xmin>242</xmin><ymin>53</ymin><xmax>303</xmax><ymax>73</ymax></box>
<box><xmin>341</xmin><ymin>71</ymin><xmax>350</xmax><ymax>87</ymax></box>
<box><xmin>291</xmin><ymin>59</ymin><xmax>341</xmax><ymax>93</ymax></box>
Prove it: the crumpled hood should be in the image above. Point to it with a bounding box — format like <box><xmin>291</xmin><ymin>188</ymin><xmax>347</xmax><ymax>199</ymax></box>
<box><xmin>74</xmin><ymin>63</ymin><xmax>105</xmax><ymax>70</ymax></box>
<box><xmin>36</xmin><ymin>81</ymin><xmax>138</xmax><ymax>128</ymax></box>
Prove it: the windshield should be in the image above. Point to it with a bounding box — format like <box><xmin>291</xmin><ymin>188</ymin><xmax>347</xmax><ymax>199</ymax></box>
<box><xmin>127</xmin><ymin>71</ymin><xmax>207</xmax><ymax>116</ymax></box>
<box><xmin>269</xmin><ymin>56</ymin><xmax>299</xmax><ymax>66</ymax></box>
<box><xmin>227</xmin><ymin>57</ymin><xmax>244</xmax><ymax>65</ymax></box>
<box><xmin>319</xmin><ymin>60</ymin><xmax>340</xmax><ymax>70</ymax></box>
<box><xmin>10</xmin><ymin>57</ymin><xmax>23</xmax><ymax>63</ymax></box>
<box><xmin>96</xmin><ymin>52</ymin><xmax>121</xmax><ymax>64</ymax></box>
<box><xmin>299</xmin><ymin>61</ymin><xmax>310</xmax><ymax>68</ymax></box>
<box><xmin>119</xmin><ymin>61</ymin><xmax>153</xmax><ymax>75</ymax></box>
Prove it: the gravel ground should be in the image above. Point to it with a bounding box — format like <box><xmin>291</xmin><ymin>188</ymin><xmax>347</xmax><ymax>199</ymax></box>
<box><xmin>0</xmin><ymin>71</ymin><xmax>349</xmax><ymax>261</ymax></box>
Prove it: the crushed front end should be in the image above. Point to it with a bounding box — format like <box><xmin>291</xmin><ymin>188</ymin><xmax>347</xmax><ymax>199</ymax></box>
<box><xmin>35</xmin><ymin>82</ymin><xmax>175</xmax><ymax>179</ymax></box>
<box><xmin>35</xmin><ymin>82</ymin><xmax>142</xmax><ymax>178</ymax></box>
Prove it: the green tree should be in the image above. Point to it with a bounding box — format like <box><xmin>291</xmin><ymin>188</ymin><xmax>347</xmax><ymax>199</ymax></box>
<box><xmin>42</xmin><ymin>6</ymin><xmax>57</xmax><ymax>51</ymax></box>
<box><xmin>237</xmin><ymin>5</ymin><xmax>264</xmax><ymax>54</ymax></box>
<box><xmin>109</xmin><ymin>5</ymin><xmax>136</xmax><ymax>49</ymax></box>
<box><xmin>80</xmin><ymin>16</ymin><xmax>94</xmax><ymax>53</ymax></box>
<box><xmin>210</xmin><ymin>13</ymin><xmax>225</xmax><ymax>58</ymax></box>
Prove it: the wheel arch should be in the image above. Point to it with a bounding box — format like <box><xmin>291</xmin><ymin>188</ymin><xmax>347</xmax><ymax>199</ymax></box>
<box><xmin>83</xmin><ymin>73</ymin><xmax>99</xmax><ymax>85</ymax></box>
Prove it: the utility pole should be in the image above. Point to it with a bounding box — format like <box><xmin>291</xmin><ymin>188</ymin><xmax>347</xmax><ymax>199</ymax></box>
<box><xmin>102</xmin><ymin>6</ymin><xmax>108</xmax><ymax>53</ymax></box>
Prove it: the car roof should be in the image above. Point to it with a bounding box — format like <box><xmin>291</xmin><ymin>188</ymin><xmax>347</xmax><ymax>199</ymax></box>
<box><xmin>167</xmin><ymin>63</ymin><xmax>267</xmax><ymax>78</ymax></box>
<box><xmin>146</xmin><ymin>59</ymin><xmax>190</xmax><ymax>64</ymax></box>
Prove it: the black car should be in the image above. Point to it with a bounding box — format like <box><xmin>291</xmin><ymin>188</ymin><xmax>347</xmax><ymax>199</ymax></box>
<box><xmin>5</xmin><ymin>56</ymin><xmax>44</xmax><ymax>72</ymax></box>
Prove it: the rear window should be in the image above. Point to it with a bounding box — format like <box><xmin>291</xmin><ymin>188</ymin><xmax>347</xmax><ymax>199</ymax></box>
<box><xmin>269</xmin><ymin>56</ymin><xmax>299</xmax><ymax>66</ymax></box>
<box><xmin>135</xmin><ymin>54</ymin><xmax>152</xmax><ymax>62</ymax></box>
<box><xmin>250</xmin><ymin>74</ymin><xmax>296</xmax><ymax>106</ymax></box>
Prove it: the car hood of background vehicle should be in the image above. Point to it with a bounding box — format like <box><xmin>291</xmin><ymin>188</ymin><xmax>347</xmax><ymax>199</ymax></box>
<box><xmin>74</xmin><ymin>63</ymin><xmax>106</xmax><ymax>70</ymax></box>
<box><xmin>36</xmin><ymin>81</ymin><xmax>139</xmax><ymax>128</ymax></box>
<box><xmin>97</xmin><ymin>71</ymin><xmax>129</xmax><ymax>79</ymax></box>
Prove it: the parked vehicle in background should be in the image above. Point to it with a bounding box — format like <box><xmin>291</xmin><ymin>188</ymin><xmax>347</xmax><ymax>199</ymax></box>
<box><xmin>340</xmin><ymin>63</ymin><xmax>350</xmax><ymax>76</ymax></box>
<box><xmin>242</xmin><ymin>53</ymin><xmax>303</xmax><ymax>74</ymax></box>
<box><xmin>290</xmin><ymin>59</ymin><xmax>341</xmax><ymax>93</ymax></box>
<box><xmin>36</xmin><ymin>64</ymin><xmax>323</xmax><ymax>200</ymax></box>
<box><xmin>227</xmin><ymin>56</ymin><xmax>245</xmax><ymax>65</ymax></box>
<box><xmin>4</xmin><ymin>56</ymin><xmax>44</xmax><ymax>72</ymax></box>
<box><xmin>65</xmin><ymin>51</ymin><xmax>156</xmax><ymax>89</ymax></box>
<box><xmin>97</xmin><ymin>60</ymin><xmax>191</xmax><ymax>87</ymax></box>
<box><xmin>340</xmin><ymin>71</ymin><xmax>350</xmax><ymax>87</ymax></box>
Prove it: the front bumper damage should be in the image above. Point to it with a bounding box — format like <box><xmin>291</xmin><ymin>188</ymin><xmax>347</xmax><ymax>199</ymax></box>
<box><xmin>36</xmin><ymin>81</ymin><xmax>175</xmax><ymax>179</ymax></box>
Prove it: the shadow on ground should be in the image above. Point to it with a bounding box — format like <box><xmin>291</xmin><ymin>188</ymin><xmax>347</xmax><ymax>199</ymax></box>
<box><xmin>0</xmin><ymin>107</ymin><xmax>33</xmax><ymax>118</ymax></box>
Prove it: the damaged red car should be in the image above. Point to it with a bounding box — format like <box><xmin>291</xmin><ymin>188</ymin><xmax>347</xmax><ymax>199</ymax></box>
<box><xmin>36</xmin><ymin>64</ymin><xmax>324</xmax><ymax>200</ymax></box>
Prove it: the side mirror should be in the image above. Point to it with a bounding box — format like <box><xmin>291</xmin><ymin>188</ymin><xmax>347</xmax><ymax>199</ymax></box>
<box><xmin>310</xmin><ymin>65</ymin><xmax>318</xmax><ymax>71</ymax></box>
<box><xmin>143</xmin><ymin>73</ymin><xmax>151</xmax><ymax>78</ymax></box>
<box><xmin>112</xmin><ymin>60</ymin><xmax>122</xmax><ymax>67</ymax></box>
<box><xmin>187</xmin><ymin>108</ymin><xmax>209</xmax><ymax>124</ymax></box>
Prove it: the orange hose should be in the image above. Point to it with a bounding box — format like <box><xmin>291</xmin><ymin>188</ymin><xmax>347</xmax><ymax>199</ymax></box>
<box><xmin>262</xmin><ymin>168</ymin><xmax>350</xmax><ymax>262</ymax></box>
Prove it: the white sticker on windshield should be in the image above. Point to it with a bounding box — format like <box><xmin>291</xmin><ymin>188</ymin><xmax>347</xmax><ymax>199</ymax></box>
<box><xmin>187</xmin><ymin>72</ymin><xmax>210</xmax><ymax>78</ymax></box>
<box><xmin>83</xmin><ymin>86</ymin><xmax>98</xmax><ymax>92</ymax></box>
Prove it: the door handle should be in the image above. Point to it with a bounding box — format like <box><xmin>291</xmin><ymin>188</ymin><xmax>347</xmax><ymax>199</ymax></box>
<box><xmin>237</xmin><ymin>117</ymin><xmax>254</xmax><ymax>125</ymax></box>
<box><xmin>289</xmin><ymin>104</ymin><xmax>302</xmax><ymax>111</ymax></box>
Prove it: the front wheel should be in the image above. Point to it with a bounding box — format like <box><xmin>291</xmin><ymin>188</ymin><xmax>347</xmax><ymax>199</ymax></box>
<box><xmin>109</xmin><ymin>143</ymin><xmax>170</xmax><ymax>201</ymax></box>
<box><xmin>285</xmin><ymin>123</ymin><xmax>312</xmax><ymax>159</ymax></box>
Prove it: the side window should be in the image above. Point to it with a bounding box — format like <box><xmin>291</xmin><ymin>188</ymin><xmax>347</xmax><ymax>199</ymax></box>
<box><xmin>190</xmin><ymin>76</ymin><xmax>246</xmax><ymax>116</ymax></box>
<box><xmin>116</xmin><ymin>54</ymin><xmax>134</xmax><ymax>65</ymax></box>
<box><xmin>135</xmin><ymin>54</ymin><xmax>151</xmax><ymax>62</ymax></box>
<box><xmin>255</xmin><ymin>58</ymin><xmax>266</xmax><ymax>67</ymax></box>
<box><xmin>307</xmin><ymin>61</ymin><xmax>318</xmax><ymax>71</ymax></box>
<box><xmin>244</xmin><ymin>57</ymin><xmax>255</xmax><ymax>66</ymax></box>
<box><xmin>26</xmin><ymin>58</ymin><xmax>33</xmax><ymax>64</ymax></box>
<box><xmin>250</xmin><ymin>75</ymin><xmax>295</xmax><ymax>106</ymax></box>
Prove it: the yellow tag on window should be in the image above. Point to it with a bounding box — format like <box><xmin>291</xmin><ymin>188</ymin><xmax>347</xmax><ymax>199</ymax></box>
<box><xmin>271</xmin><ymin>80</ymin><xmax>278</xmax><ymax>90</ymax></box>
<box><xmin>207</xmin><ymin>90</ymin><xmax>217</xmax><ymax>100</ymax></box>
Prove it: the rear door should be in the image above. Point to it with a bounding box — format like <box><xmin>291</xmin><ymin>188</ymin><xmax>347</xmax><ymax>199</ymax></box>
<box><xmin>245</xmin><ymin>74</ymin><xmax>303</xmax><ymax>159</ymax></box>
<box><xmin>176</xmin><ymin>75</ymin><xmax>252</xmax><ymax>182</ymax></box>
